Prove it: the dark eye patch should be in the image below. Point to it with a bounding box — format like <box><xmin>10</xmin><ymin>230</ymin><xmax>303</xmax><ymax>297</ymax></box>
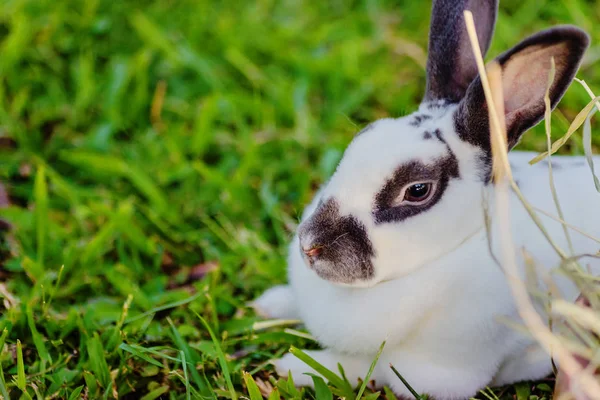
<box><xmin>373</xmin><ymin>133</ymin><xmax>460</xmax><ymax>224</ymax></box>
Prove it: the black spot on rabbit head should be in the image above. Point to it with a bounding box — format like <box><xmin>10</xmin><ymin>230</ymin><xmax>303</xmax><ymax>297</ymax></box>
<box><xmin>297</xmin><ymin>198</ymin><xmax>374</xmax><ymax>284</ymax></box>
<box><xmin>410</xmin><ymin>114</ymin><xmax>432</xmax><ymax>127</ymax></box>
<box><xmin>422</xmin><ymin>129</ymin><xmax>449</xmax><ymax>144</ymax></box>
<box><xmin>425</xmin><ymin>100</ymin><xmax>450</xmax><ymax>110</ymax></box>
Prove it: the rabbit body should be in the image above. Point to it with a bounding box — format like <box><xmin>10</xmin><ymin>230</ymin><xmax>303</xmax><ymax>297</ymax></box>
<box><xmin>257</xmin><ymin>124</ymin><xmax>600</xmax><ymax>399</ymax></box>
<box><xmin>252</xmin><ymin>0</ymin><xmax>594</xmax><ymax>398</ymax></box>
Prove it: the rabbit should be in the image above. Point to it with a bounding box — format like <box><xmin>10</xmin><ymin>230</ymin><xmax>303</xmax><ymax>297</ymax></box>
<box><xmin>252</xmin><ymin>0</ymin><xmax>597</xmax><ymax>398</ymax></box>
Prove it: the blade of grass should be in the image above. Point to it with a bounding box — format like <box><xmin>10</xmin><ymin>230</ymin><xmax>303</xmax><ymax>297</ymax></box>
<box><xmin>16</xmin><ymin>339</ymin><xmax>26</xmax><ymax>389</ymax></box>
<box><xmin>242</xmin><ymin>371</ymin><xmax>263</xmax><ymax>400</ymax></box>
<box><xmin>356</xmin><ymin>341</ymin><xmax>385</xmax><ymax>400</ymax></box>
<box><xmin>286</xmin><ymin>369</ymin><xmax>301</xmax><ymax>398</ymax></box>
<box><xmin>288</xmin><ymin>347</ymin><xmax>354</xmax><ymax>399</ymax></box>
<box><xmin>15</xmin><ymin>339</ymin><xmax>33</xmax><ymax>399</ymax></box>
<box><xmin>311</xmin><ymin>375</ymin><xmax>333</xmax><ymax>400</ymax></box>
<box><xmin>43</xmin><ymin>265</ymin><xmax>64</xmax><ymax>316</ymax></box>
<box><xmin>252</xmin><ymin>319</ymin><xmax>302</xmax><ymax>331</ymax></box>
<box><xmin>108</xmin><ymin>294</ymin><xmax>134</xmax><ymax>351</ymax></box>
<box><xmin>119</xmin><ymin>343</ymin><xmax>164</xmax><ymax>368</ymax></box>
<box><xmin>194</xmin><ymin>311</ymin><xmax>237</xmax><ymax>400</ymax></box>
<box><xmin>86</xmin><ymin>333</ymin><xmax>110</xmax><ymax>388</ymax></box>
<box><xmin>67</xmin><ymin>386</ymin><xmax>85</xmax><ymax>400</ymax></box>
<box><xmin>389</xmin><ymin>364</ymin><xmax>421</xmax><ymax>400</ymax></box>
<box><xmin>115</xmin><ymin>294</ymin><xmax>133</xmax><ymax>330</ymax></box>
<box><xmin>543</xmin><ymin>57</ymin><xmax>574</xmax><ymax>255</ymax></box>
<box><xmin>282</xmin><ymin>328</ymin><xmax>316</xmax><ymax>341</ymax></box>
<box><xmin>337</xmin><ymin>362</ymin><xmax>351</xmax><ymax>388</ymax></box>
<box><xmin>478</xmin><ymin>387</ymin><xmax>500</xmax><ymax>400</ymax></box>
<box><xmin>80</xmin><ymin>218</ymin><xmax>120</xmax><ymax>264</ymax></box>
<box><xmin>515</xmin><ymin>382</ymin><xmax>531</xmax><ymax>400</ymax></box>
<box><xmin>140</xmin><ymin>385</ymin><xmax>169</xmax><ymax>400</ymax></box>
<box><xmin>59</xmin><ymin>151</ymin><xmax>169</xmax><ymax>213</ymax></box>
<box><xmin>582</xmin><ymin>108</ymin><xmax>600</xmax><ymax>190</ymax></box>
<box><xmin>530</xmin><ymin>95</ymin><xmax>600</xmax><ymax>164</ymax></box>
<box><xmin>34</xmin><ymin>164</ymin><xmax>47</xmax><ymax>275</ymax></box>
<box><xmin>268</xmin><ymin>388</ymin><xmax>281</xmax><ymax>400</ymax></box>
<box><xmin>575</xmin><ymin>78</ymin><xmax>600</xmax><ymax>192</ymax></box>
<box><xmin>83</xmin><ymin>371</ymin><xmax>98</xmax><ymax>397</ymax></box>
<box><xmin>0</xmin><ymin>362</ymin><xmax>9</xmax><ymax>400</ymax></box>
<box><xmin>166</xmin><ymin>317</ymin><xmax>215</xmax><ymax>398</ymax></box>
<box><xmin>121</xmin><ymin>344</ymin><xmax>185</xmax><ymax>364</ymax></box>
<box><xmin>0</xmin><ymin>328</ymin><xmax>8</xmax><ymax>352</ymax></box>
<box><xmin>125</xmin><ymin>292</ymin><xmax>203</xmax><ymax>324</ymax></box>
<box><xmin>101</xmin><ymin>380</ymin><xmax>114</xmax><ymax>400</ymax></box>
<box><xmin>181</xmin><ymin>350</ymin><xmax>191</xmax><ymax>400</ymax></box>
<box><xmin>26</xmin><ymin>304</ymin><xmax>51</xmax><ymax>364</ymax></box>
<box><xmin>383</xmin><ymin>386</ymin><xmax>399</xmax><ymax>400</ymax></box>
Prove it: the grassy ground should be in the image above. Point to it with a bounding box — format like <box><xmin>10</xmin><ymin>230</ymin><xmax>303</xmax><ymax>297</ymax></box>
<box><xmin>0</xmin><ymin>0</ymin><xmax>599</xmax><ymax>398</ymax></box>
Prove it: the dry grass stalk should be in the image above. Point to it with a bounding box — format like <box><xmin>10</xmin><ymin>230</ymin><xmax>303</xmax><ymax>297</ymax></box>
<box><xmin>554</xmin><ymin>294</ymin><xmax>599</xmax><ymax>400</ymax></box>
<box><xmin>530</xmin><ymin>94</ymin><xmax>600</xmax><ymax>165</ymax></box>
<box><xmin>543</xmin><ymin>58</ymin><xmax>575</xmax><ymax>255</ymax></box>
<box><xmin>575</xmin><ymin>78</ymin><xmax>600</xmax><ymax>191</ymax></box>
<box><xmin>464</xmin><ymin>10</ymin><xmax>600</xmax><ymax>399</ymax></box>
<box><xmin>531</xmin><ymin>207</ymin><xmax>600</xmax><ymax>245</ymax></box>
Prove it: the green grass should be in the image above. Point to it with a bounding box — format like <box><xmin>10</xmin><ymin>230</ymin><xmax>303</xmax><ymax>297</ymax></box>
<box><xmin>0</xmin><ymin>0</ymin><xmax>599</xmax><ymax>398</ymax></box>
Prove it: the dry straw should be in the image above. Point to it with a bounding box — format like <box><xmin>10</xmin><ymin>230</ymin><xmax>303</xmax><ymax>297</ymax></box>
<box><xmin>464</xmin><ymin>10</ymin><xmax>600</xmax><ymax>399</ymax></box>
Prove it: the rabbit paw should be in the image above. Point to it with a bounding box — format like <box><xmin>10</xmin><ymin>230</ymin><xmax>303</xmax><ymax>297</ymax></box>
<box><xmin>251</xmin><ymin>285</ymin><xmax>300</xmax><ymax>320</ymax></box>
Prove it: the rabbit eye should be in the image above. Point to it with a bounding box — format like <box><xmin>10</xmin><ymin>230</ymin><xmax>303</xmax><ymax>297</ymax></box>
<box><xmin>394</xmin><ymin>182</ymin><xmax>436</xmax><ymax>206</ymax></box>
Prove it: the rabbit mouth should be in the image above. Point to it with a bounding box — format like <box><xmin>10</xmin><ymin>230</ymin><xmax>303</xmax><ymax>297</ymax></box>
<box><xmin>298</xmin><ymin>198</ymin><xmax>375</xmax><ymax>285</ymax></box>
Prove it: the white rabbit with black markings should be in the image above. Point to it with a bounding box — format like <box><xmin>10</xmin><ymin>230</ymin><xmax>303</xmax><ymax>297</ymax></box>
<box><xmin>253</xmin><ymin>0</ymin><xmax>597</xmax><ymax>398</ymax></box>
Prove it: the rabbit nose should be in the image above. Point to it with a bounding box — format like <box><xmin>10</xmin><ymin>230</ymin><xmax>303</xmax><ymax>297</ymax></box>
<box><xmin>302</xmin><ymin>246</ymin><xmax>322</xmax><ymax>258</ymax></box>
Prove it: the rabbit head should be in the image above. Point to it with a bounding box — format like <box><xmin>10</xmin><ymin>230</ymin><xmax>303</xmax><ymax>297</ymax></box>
<box><xmin>297</xmin><ymin>0</ymin><xmax>589</xmax><ymax>287</ymax></box>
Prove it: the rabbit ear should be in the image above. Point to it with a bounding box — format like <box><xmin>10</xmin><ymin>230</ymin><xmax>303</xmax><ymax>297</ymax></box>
<box><xmin>424</xmin><ymin>0</ymin><xmax>498</xmax><ymax>103</ymax></box>
<box><xmin>455</xmin><ymin>26</ymin><xmax>589</xmax><ymax>154</ymax></box>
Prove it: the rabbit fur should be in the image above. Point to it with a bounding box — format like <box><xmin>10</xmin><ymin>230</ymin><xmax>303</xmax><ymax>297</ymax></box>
<box><xmin>253</xmin><ymin>0</ymin><xmax>596</xmax><ymax>398</ymax></box>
